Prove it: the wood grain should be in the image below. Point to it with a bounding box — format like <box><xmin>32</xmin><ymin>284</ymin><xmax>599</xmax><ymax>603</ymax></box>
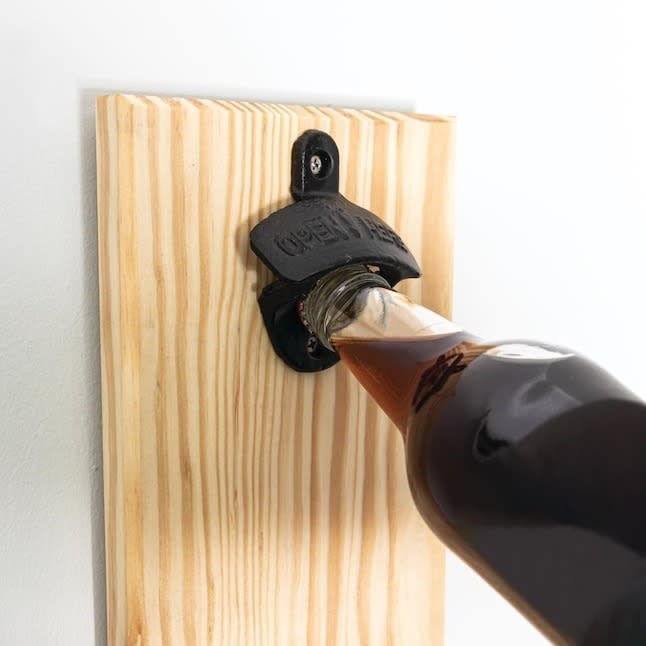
<box><xmin>96</xmin><ymin>94</ymin><xmax>455</xmax><ymax>646</ymax></box>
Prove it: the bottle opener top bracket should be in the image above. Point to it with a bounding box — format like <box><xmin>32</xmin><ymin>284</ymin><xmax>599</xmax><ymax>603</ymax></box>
<box><xmin>250</xmin><ymin>129</ymin><xmax>422</xmax><ymax>372</ymax></box>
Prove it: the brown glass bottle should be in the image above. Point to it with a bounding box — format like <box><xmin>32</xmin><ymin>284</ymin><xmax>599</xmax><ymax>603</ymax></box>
<box><xmin>304</xmin><ymin>266</ymin><xmax>646</xmax><ymax>646</ymax></box>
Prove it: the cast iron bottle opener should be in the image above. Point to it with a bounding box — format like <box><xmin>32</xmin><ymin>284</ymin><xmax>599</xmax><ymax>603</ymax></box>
<box><xmin>250</xmin><ymin>130</ymin><xmax>421</xmax><ymax>372</ymax></box>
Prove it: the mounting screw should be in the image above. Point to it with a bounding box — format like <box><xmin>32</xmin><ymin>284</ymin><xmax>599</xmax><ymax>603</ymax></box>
<box><xmin>309</xmin><ymin>155</ymin><xmax>322</xmax><ymax>176</ymax></box>
<box><xmin>306</xmin><ymin>336</ymin><xmax>319</xmax><ymax>356</ymax></box>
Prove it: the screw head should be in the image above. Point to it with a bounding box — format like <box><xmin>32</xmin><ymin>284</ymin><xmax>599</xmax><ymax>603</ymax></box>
<box><xmin>309</xmin><ymin>155</ymin><xmax>322</xmax><ymax>176</ymax></box>
<box><xmin>306</xmin><ymin>336</ymin><xmax>319</xmax><ymax>356</ymax></box>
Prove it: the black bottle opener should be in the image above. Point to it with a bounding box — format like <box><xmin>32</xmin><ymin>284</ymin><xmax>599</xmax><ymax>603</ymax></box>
<box><xmin>250</xmin><ymin>130</ymin><xmax>422</xmax><ymax>372</ymax></box>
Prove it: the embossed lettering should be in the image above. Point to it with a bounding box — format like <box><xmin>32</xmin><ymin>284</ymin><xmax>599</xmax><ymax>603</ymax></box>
<box><xmin>332</xmin><ymin>211</ymin><xmax>360</xmax><ymax>239</ymax></box>
<box><xmin>359</xmin><ymin>216</ymin><xmax>380</xmax><ymax>240</ymax></box>
<box><xmin>294</xmin><ymin>225</ymin><xmax>316</xmax><ymax>248</ymax></box>
<box><xmin>274</xmin><ymin>234</ymin><xmax>306</xmax><ymax>256</ymax></box>
<box><xmin>308</xmin><ymin>217</ymin><xmax>338</xmax><ymax>244</ymax></box>
<box><xmin>273</xmin><ymin>212</ymin><xmax>407</xmax><ymax>257</ymax></box>
<box><xmin>376</xmin><ymin>222</ymin><xmax>395</xmax><ymax>243</ymax></box>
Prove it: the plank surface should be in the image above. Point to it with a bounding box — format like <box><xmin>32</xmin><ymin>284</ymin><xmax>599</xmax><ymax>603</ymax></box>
<box><xmin>97</xmin><ymin>94</ymin><xmax>454</xmax><ymax>646</ymax></box>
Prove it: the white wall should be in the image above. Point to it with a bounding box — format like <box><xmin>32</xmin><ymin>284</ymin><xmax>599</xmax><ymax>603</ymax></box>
<box><xmin>1</xmin><ymin>0</ymin><xmax>645</xmax><ymax>644</ymax></box>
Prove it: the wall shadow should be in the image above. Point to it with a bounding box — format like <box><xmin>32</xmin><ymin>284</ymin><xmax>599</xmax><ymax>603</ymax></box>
<box><xmin>77</xmin><ymin>87</ymin><xmax>107</xmax><ymax>646</ymax></box>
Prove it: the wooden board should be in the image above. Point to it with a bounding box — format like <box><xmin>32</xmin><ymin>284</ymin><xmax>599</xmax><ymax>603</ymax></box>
<box><xmin>96</xmin><ymin>94</ymin><xmax>454</xmax><ymax>646</ymax></box>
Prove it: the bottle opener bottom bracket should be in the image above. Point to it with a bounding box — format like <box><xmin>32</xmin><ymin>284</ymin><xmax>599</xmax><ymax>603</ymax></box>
<box><xmin>257</xmin><ymin>278</ymin><xmax>339</xmax><ymax>372</ymax></box>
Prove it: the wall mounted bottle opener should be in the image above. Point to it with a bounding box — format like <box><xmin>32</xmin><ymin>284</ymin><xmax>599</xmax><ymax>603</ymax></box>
<box><xmin>250</xmin><ymin>130</ymin><xmax>422</xmax><ymax>372</ymax></box>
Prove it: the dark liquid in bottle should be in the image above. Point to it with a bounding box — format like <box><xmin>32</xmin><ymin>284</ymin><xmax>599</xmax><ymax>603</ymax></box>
<box><xmin>335</xmin><ymin>333</ymin><xmax>646</xmax><ymax>645</ymax></box>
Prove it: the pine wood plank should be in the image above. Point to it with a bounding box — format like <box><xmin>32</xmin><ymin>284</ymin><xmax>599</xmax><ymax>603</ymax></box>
<box><xmin>96</xmin><ymin>94</ymin><xmax>454</xmax><ymax>646</ymax></box>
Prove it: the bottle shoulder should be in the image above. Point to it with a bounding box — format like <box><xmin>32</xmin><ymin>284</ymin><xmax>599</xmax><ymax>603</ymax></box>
<box><xmin>404</xmin><ymin>338</ymin><xmax>646</xmax><ymax>534</ymax></box>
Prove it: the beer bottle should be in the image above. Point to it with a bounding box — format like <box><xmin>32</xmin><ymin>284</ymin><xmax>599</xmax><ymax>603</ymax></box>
<box><xmin>303</xmin><ymin>264</ymin><xmax>646</xmax><ymax>646</ymax></box>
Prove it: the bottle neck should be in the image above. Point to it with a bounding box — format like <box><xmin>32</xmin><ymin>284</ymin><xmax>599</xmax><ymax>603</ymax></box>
<box><xmin>303</xmin><ymin>265</ymin><xmax>391</xmax><ymax>348</ymax></box>
<box><xmin>303</xmin><ymin>265</ymin><xmax>464</xmax><ymax>431</ymax></box>
<box><xmin>303</xmin><ymin>265</ymin><xmax>461</xmax><ymax>348</ymax></box>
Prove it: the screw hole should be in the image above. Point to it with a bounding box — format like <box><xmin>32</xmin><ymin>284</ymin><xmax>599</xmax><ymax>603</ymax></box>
<box><xmin>306</xmin><ymin>336</ymin><xmax>321</xmax><ymax>358</ymax></box>
<box><xmin>309</xmin><ymin>149</ymin><xmax>333</xmax><ymax>180</ymax></box>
